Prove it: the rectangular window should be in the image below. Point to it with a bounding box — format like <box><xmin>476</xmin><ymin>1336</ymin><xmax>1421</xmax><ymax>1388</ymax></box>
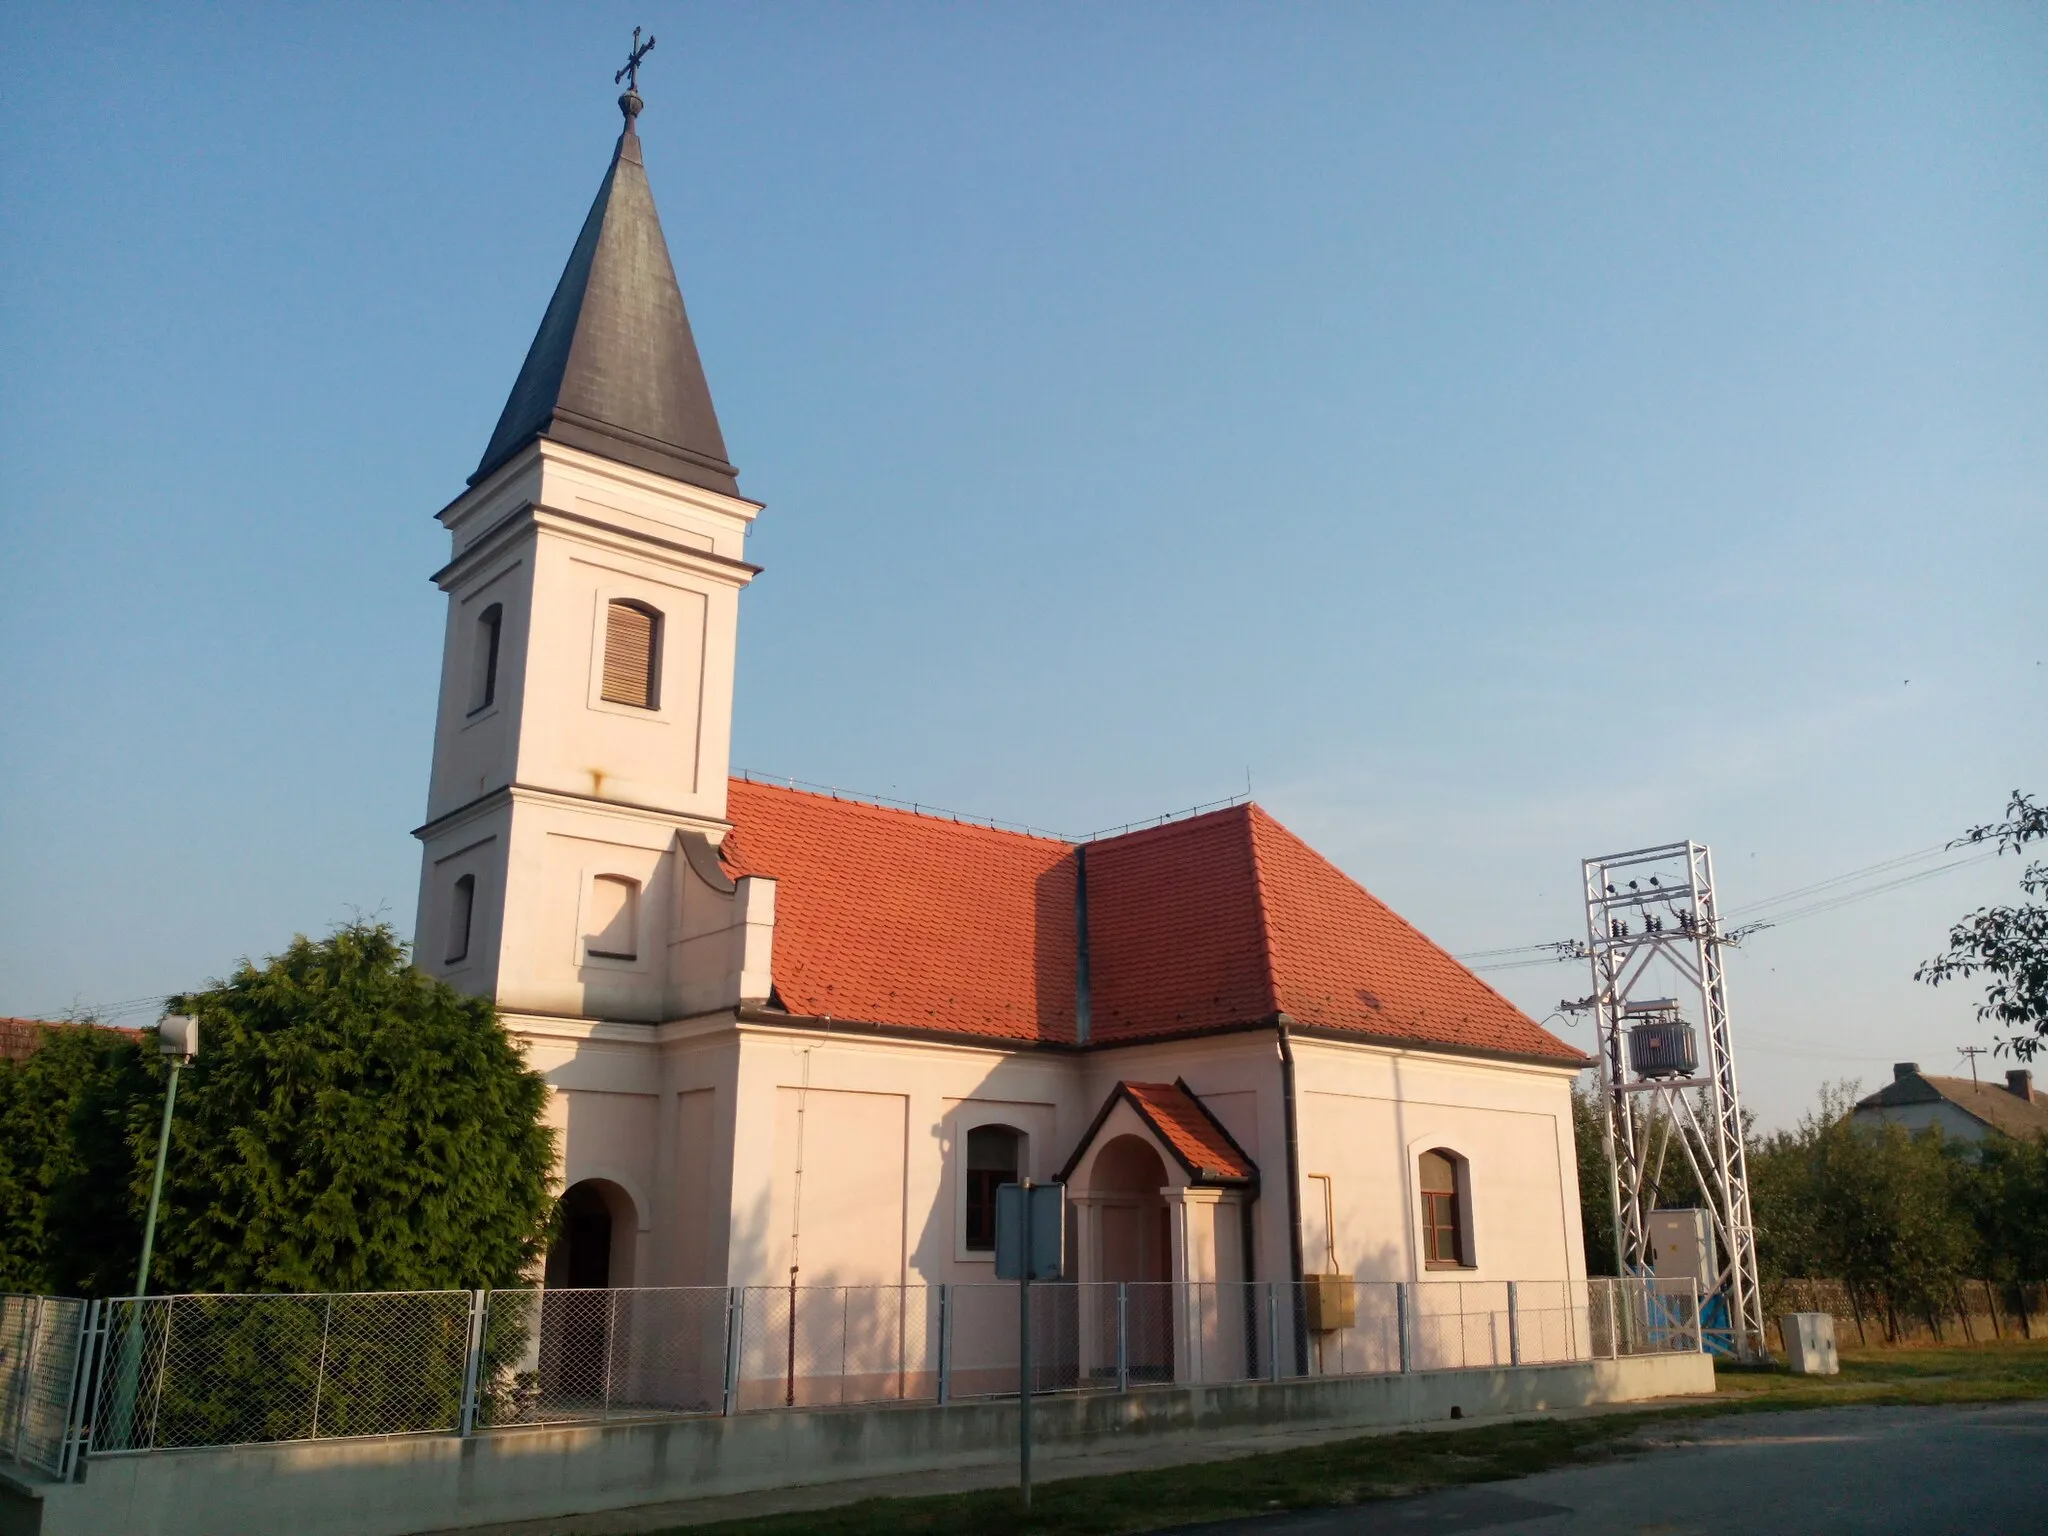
<box><xmin>585</xmin><ymin>874</ymin><xmax>640</xmax><ymax>961</ymax></box>
<box><xmin>964</xmin><ymin>1125</ymin><xmax>1021</xmax><ymax>1252</ymax></box>
<box><xmin>1419</xmin><ymin>1149</ymin><xmax>1466</xmax><ymax>1267</ymax></box>
<box><xmin>600</xmin><ymin>601</ymin><xmax>660</xmax><ymax>709</ymax></box>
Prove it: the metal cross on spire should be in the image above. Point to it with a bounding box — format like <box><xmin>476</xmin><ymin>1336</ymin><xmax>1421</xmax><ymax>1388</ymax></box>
<box><xmin>616</xmin><ymin>26</ymin><xmax>656</xmax><ymax>94</ymax></box>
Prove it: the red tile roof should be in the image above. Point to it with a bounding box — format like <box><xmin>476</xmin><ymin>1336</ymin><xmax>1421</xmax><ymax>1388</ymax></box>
<box><xmin>720</xmin><ymin>780</ymin><xmax>1582</xmax><ymax>1066</ymax></box>
<box><xmin>1122</xmin><ymin>1081</ymin><xmax>1257</xmax><ymax>1183</ymax></box>
<box><xmin>0</xmin><ymin>1018</ymin><xmax>146</xmax><ymax>1062</ymax></box>
<box><xmin>721</xmin><ymin>779</ymin><xmax>1079</xmax><ymax>1041</ymax></box>
<box><xmin>1247</xmin><ymin>806</ymin><xmax>1583</xmax><ymax>1063</ymax></box>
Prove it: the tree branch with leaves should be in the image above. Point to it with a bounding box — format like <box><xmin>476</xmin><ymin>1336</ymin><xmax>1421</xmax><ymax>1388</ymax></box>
<box><xmin>1917</xmin><ymin>790</ymin><xmax>2048</xmax><ymax>1060</ymax></box>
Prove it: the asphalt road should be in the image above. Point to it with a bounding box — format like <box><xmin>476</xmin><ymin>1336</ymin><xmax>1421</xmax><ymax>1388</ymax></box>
<box><xmin>1176</xmin><ymin>1403</ymin><xmax>2048</xmax><ymax>1536</ymax></box>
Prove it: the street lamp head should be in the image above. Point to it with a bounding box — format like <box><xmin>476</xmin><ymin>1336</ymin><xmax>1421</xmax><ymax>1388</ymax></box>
<box><xmin>157</xmin><ymin>1015</ymin><xmax>199</xmax><ymax>1060</ymax></box>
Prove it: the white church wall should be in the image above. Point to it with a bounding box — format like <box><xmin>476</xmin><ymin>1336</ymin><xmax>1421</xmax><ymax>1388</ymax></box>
<box><xmin>1288</xmin><ymin>1037</ymin><xmax>1584</xmax><ymax>1288</ymax></box>
<box><xmin>508</xmin><ymin>1015</ymin><xmax>743</xmax><ymax>1289</ymax></box>
<box><xmin>724</xmin><ymin>1026</ymin><xmax>1086</xmax><ymax>1290</ymax></box>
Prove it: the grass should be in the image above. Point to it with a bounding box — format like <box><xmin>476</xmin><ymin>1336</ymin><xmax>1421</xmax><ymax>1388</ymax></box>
<box><xmin>623</xmin><ymin>1340</ymin><xmax>2048</xmax><ymax>1536</ymax></box>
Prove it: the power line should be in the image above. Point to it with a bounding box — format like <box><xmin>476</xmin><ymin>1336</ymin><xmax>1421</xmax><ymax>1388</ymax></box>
<box><xmin>1458</xmin><ymin>838</ymin><xmax>2000</xmax><ymax>973</ymax></box>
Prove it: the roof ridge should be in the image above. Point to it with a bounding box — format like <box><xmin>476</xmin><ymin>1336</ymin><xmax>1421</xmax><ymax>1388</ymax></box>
<box><xmin>728</xmin><ymin>775</ymin><xmax>1073</xmax><ymax>844</ymax></box>
<box><xmin>1240</xmin><ymin>806</ymin><xmax>1283</xmax><ymax>1019</ymax></box>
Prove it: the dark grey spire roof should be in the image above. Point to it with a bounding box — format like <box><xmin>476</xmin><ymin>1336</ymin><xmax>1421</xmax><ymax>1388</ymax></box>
<box><xmin>471</xmin><ymin>126</ymin><xmax>739</xmax><ymax>495</ymax></box>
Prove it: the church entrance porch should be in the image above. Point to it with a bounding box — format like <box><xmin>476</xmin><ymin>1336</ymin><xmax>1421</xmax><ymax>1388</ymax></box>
<box><xmin>1060</xmin><ymin>1081</ymin><xmax>1260</xmax><ymax>1386</ymax></box>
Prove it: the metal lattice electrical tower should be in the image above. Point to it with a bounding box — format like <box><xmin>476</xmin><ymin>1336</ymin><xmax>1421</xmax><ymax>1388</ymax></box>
<box><xmin>1583</xmin><ymin>840</ymin><xmax>1766</xmax><ymax>1360</ymax></box>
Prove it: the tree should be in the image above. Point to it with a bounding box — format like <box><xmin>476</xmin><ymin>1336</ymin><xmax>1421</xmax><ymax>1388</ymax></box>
<box><xmin>11</xmin><ymin>922</ymin><xmax>558</xmax><ymax>1296</ymax></box>
<box><xmin>141</xmin><ymin>922</ymin><xmax>557</xmax><ymax>1293</ymax></box>
<box><xmin>1918</xmin><ymin>790</ymin><xmax>2048</xmax><ymax>1060</ymax></box>
<box><xmin>0</xmin><ymin>1023</ymin><xmax>153</xmax><ymax>1293</ymax></box>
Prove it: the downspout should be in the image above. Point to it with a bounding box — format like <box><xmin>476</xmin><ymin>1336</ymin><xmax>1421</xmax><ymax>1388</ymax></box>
<box><xmin>1277</xmin><ymin>1022</ymin><xmax>1308</xmax><ymax>1373</ymax></box>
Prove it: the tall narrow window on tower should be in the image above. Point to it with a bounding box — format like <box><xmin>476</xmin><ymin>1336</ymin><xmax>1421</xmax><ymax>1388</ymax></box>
<box><xmin>469</xmin><ymin>603</ymin><xmax>503</xmax><ymax>712</ymax></box>
<box><xmin>601</xmin><ymin>600</ymin><xmax>661</xmax><ymax>709</ymax></box>
<box><xmin>446</xmin><ymin>873</ymin><xmax>476</xmax><ymax>964</ymax></box>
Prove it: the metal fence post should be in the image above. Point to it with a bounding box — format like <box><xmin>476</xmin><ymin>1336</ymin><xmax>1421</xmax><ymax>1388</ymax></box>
<box><xmin>1397</xmin><ymin>1282</ymin><xmax>1412</xmax><ymax>1374</ymax></box>
<box><xmin>1690</xmin><ymin>1278</ymin><xmax>1702</xmax><ymax>1353</ymax></box>
<box><xmin>456</xmin><ymin>1290</ymin><xmax>487</xmax><ymax>1437</ymax></box>
<box><xmin>60</xmin><ymin>1299</ymin><xmax>103</xmax><ymax>1480</ymax></box>
<box><xmin>1267</xmin><ymin>1282</ymin><xmax>1280</xmax><ymax>1383</ymax></box>
<box><xmin>935</xmin><ymin>1284</ymin><xmax>951</xmax><ymax>1406</ymax></box>
<box><xmin>722</xmin><ymin>1288</ymin><xmax>743</xmax><ymax>1417</ymax></box>
<box><xmin>1507</xmin><ymin>1281</ymin><xmax>1522</xmax><ymax>1367</ymax></box>
<box><xmin>1115</xmin><ymin>1282</ymin><xmax>1129</xmax><ymax>1393</ymax></box>
<box><xmin>1606</xmin><ymin>1281</ymin><xmax>1620</xmax><ymax>1360</ymax></box>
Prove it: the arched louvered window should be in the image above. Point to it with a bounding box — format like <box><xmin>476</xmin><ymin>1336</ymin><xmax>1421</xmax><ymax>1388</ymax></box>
<box><xmin>601</xmin><ymin>600</ymin><xmax>661</xmax><ymax>709</ymax></box>
<box><xmin>585</xmin><ymin>874</ymin><xmax>641</xmax><ymax>961</ymax></box>
<box><xmin>1420</xmin><ymin>1149</ymin><xmax>1469</xmax><ymax>1268</ymax></box>
<box><xmin>468</xmin><ymin>604</ymin><xmax>503</xmax><ymax>713</ymax></box>
<box><xmin>446</xmin><ymin>873</ymin><xmax>476</xmax><ymax>964</ymax></box>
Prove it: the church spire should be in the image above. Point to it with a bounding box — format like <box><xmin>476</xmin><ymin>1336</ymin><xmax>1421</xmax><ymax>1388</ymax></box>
<box><xmin>471</xmin><ymin>43</ymin><xmax>739</xmax><ymax>496</ymax></box>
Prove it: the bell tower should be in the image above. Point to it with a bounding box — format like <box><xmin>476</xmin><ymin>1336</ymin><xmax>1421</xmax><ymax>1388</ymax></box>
<box><xmin>413</xmin><ymin>78</ymin><xmax>761</xmax><ymax>1023</ymax></box>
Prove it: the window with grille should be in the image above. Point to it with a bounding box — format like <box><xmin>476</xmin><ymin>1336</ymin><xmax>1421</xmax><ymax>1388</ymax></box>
<box><xmin>600</xmin><ymin>600</ymin><xmax>661</xmax><ymax>709</ymax></box>
<box><xmin>585</xmin><ymin>874</ymin><xmax>641</xmax><ymax>961</ymax></box>
<box><xmin>446</xmin><ymin>873</ymin><xmax>475</xmax><ymax>964</ymax></box>
<box><xmin>468</xmin><ymin>603</ymin><xmax>503</xmax><ymax>713</ymax></box>
<box><xmin>964</xmin><ymin>1124</ymin><xmax>1022</xmax><ymax>1252</ymax></box>
<box><xmin>1419</xmin><ymin>1149</ymin><xmax>1467</xmax><ymax>1267</ymax></box>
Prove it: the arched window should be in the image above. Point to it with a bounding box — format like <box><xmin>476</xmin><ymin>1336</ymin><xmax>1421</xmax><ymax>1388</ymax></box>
<box><xmin>600</xmin><ymin>600</ymin><xmax>661</xmax><ymax>709</ymax></box>
<box><xmin>585</xmin><ymin>874</ymin><xmax>641</xmax><ymax>961</ymax></box>
<box><xmin>964</xmin><ymin>1124</ymin><xmax>1021</xmax><ymax>1252</ymax></box>
<box><xmin>468</xmin><ymin>603</ymin><xmax>503</xmax><ymax>712</ymax></box>
<box><xmin>446</xmin><ymin>873</ymin><xmax>476</xmax><ymax>963</ymax></box>
<box><xmin>1419</xmin><ymin>1149</ymin><xmax>1468</xmax><ymax>1268</ymax></box>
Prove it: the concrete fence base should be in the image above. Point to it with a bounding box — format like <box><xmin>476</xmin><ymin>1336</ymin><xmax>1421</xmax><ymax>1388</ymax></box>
<box><xmin>1</xmin><ymin>1352</ymin><xmax>1714</xmax><ymax>1536</ymax></box>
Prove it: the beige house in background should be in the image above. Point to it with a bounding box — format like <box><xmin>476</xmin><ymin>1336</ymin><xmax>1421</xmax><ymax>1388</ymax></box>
<box><xmin>411</xmin><ymin>103</ymin><xmax>1594</xmax><ymax>1336</ymax></box>
<box><xmin>1853</xmin><ymin>1063</ymin><xmax>2048</xmax><ymax>1148</ymax></box>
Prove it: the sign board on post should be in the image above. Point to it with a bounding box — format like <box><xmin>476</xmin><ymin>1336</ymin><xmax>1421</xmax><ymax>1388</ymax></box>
<box><xmin>993</xmin><ymin>1179</ymin><xmax>1064</xmax><ymax>1509</ymax></box>
<box><xmin>994</xmin><ymin>1181</ymin><xmax>1065</xmax><ymax>1281</ymax></box>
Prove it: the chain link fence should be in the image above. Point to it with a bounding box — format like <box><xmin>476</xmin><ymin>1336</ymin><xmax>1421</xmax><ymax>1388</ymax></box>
<box><xmin>477</xmin><ymin>1286</ymin><xmax>732</xmax><ymax>1427</ymax></box>
<box><xmin>1</xmin><ymin>1275</ymin><xmax>1698</xmax><ymax>1464</ymax></box>
<box><xmin>1587</xmin><ymin>1276</ymin><xmax>1703</xmax><ymax>1356</ymax></box>
<box><xmin>0</xmin><ymin>1294</ymin><xmax>91</xmax><ymax>1477</ymax></box>
<box><xmin>728</xmin><ymin>1284</ymin><xmax>941</xmax><ymax>1411</ymax></box>
<box><xmin>90</xmin><ymin>1291</ymin><xmax>474</xmax><ymax>1452</ymax></box>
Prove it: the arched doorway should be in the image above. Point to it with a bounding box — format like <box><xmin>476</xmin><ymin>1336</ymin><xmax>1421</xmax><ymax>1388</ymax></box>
<box><xmin>546</xmin><ymin>1178</ymin><xmax>638</xmax><ymax>1288</ymax></box>
<box><xmin>1087</xmin><ymin>1135</ymin><xmax>1173</xmax><ymax>1379</ymax></box>
<box><xmin>543</xmin><ymin>1179</ymin><xmax>638</xmax><ymax>1406</ymax></box>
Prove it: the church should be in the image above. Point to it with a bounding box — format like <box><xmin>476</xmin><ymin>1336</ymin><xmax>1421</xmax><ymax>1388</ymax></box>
<box><xmin>411</xmin><ymin>84</ymin><xmax>1592</xmax><ymax>1331</ymax></box>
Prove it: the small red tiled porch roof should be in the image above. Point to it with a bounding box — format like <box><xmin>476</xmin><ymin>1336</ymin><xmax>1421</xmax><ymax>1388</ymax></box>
<box><xmin>1130</xmin><ymin>1080</ymin><xmax>1256</xmax><ymax>1183</ymax></box>
<box><xmin>720</xmin><ymin>779</ymin><xmax>1583</xmax><ymax>1066</ymax></box>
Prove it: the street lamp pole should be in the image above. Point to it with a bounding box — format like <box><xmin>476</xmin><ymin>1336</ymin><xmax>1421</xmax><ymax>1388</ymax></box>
<box><xmin>108</xmin><ymin>1014</ymin><xmax>198</xmax><ymax>1448</ymax></box>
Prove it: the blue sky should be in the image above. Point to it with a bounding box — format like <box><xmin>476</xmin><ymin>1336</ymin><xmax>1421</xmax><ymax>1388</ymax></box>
<box><xmin>2</xmin><ymin>4</ymin><xmax>2042</xmax><ymax>1129</ymax></box>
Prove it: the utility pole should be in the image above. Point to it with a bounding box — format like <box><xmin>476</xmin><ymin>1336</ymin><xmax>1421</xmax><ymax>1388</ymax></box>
<box><xmin>1958</xmin><ymin>1046</ymin><xmax>1988</xmax><ymax>1087</ymax></box>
